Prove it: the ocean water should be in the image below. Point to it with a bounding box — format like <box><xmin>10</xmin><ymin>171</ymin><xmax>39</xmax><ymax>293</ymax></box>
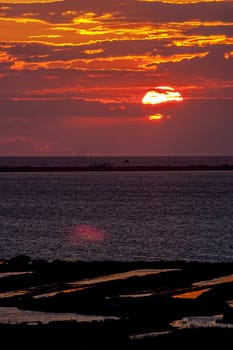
<box><xmin>0</xmin><ymin>157</ymin><xmax>233</xmax><ymax>262</ymax></box>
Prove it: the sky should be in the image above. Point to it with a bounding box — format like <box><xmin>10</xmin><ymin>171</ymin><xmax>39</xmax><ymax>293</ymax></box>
<box><xmin>0</xmin><ymin>0</ymin><xmax>233</xmax><ymax>156</ymax></box>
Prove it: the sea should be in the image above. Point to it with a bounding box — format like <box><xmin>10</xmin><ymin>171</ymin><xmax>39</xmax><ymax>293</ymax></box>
<box><xmin>0</xmin><ymin>156</ymin><xmax>233</xmax><ymax>262</ymax></box>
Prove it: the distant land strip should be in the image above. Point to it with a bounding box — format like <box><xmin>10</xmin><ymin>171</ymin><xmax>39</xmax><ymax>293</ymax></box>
<box><xmin>1</xmin><ymin>164</ymin><xmax>233</xmax><ymax>172</ymax></box>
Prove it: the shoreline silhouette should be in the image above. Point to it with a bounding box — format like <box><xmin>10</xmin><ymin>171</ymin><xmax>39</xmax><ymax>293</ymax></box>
<box><xmin>0</xmin><ymin>164</ymin><xmax>233</xmax><ymax>172</ymax></box>
<box><xmin>1</xmin><ymin>256</ymin><xmax>233</xmax><ymax>347</ymax></box>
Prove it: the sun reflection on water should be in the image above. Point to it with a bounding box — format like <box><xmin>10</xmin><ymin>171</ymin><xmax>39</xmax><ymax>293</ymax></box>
<box><xmin>68</xmin><ymin>224</ymin><xmax>107</xmax><ymax>246</ymax></box>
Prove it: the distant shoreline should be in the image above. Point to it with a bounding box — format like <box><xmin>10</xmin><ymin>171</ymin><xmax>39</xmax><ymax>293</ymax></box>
<box><xmin>0</xmin><ymin>164</ymin><xmax>233</xmax><ymax>172</ymax></box>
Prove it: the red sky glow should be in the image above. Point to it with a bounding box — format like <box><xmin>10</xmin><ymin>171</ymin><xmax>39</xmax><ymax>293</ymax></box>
<box><xmin>0</xmin><ymin>0</ymin><xmax>233</xmax><ymax>156</ymax></box>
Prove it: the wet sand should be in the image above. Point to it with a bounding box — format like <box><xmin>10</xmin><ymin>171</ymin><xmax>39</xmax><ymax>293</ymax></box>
<box><xmin>1</xmin><ymin>256</ymin><xmax>233</xmax><ymax>348</ymax></box>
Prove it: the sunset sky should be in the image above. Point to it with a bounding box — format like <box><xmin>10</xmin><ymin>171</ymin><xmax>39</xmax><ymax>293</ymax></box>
<box><xmin>0</xmin><ymin>0</ymin><xmax>233</xmax><ymax>156</ymax></box>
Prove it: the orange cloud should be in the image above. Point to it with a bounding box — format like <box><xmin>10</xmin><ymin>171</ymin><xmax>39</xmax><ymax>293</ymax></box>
<box><xmin>83</xmin><ymin>48</ymin><xmax>104</xmax><ymax>55</ymax></box>
<box><xmin>136</xmin><ymin>0</ymin><xmax>231</xmax><ymax>2</ymax></box>
<box><xmin>224</xmin><ymin>51</ymin><xmax>233</xmax><ymax>59</ymax></box>
<box><xmin>7</xmin><ymin>51</ymin><xmax>209</xmax><ymax>72</ymax></box>
<box><xmin>173</xmin><ymin>35</ymin><xmax>233</xmax><ymax>47</ymax></box>
<box><xmin>0</xmin><ymin>50</ymin><xmax>12</xmax><ymax>62</ymax></box>
<box><xmin>0</xmin><ymin>1</ymin><xmax>62</xmax><ymax>2</ymax></box>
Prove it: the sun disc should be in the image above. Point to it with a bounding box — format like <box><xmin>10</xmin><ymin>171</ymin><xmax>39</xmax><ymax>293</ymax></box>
<box><xmin>142</xmin><ymin>86</ymin><xmax>183</xmax><ymax>105</ymax></box>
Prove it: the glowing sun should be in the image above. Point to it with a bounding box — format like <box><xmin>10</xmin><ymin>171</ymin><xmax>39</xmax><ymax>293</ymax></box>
<box><xmin>148</xmin><ymin>114</ymin><xmax>163</xmax><ymax>121</ymax></box>
<box><xmin>142</xmin><ymin>86</ymin><xmax>183</xmax><ymax>105</ymax></box>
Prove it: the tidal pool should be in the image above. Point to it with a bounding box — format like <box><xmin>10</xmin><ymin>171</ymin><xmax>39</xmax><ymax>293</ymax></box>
<box><xmin>171</xmin><ymin>315</ymin><xmax>233</xmax><ymax>329</ymax></box>
<box><xmin>0</xmin><ymin>307</ymin><xmax>119</xmax><ymax>324</ymax></box>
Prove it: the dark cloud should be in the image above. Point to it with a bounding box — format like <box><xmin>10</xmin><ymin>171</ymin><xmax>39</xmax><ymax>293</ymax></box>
<box><xmin>1</xmin><ymin>99</ymin><xmax>233</xmax><ymax>156</ymax></box>
<box><xmin>184</xmin><ymin>25</ymin><xmax>233</xmax><ymax>37</ymax></box>
<box><xmin>158</xmin><ymin>49</ymin><xmax>233</xmax><ymax>83</ymax></box>
<box><xmin>2</xmin><ymin>0</ymin><xmax>233</xmax><ymax>23</ymax></box>
<box><xmin>0</xmin><ymin>98</ymin><xmax>145</xmax><ymax>119</ymax></box>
